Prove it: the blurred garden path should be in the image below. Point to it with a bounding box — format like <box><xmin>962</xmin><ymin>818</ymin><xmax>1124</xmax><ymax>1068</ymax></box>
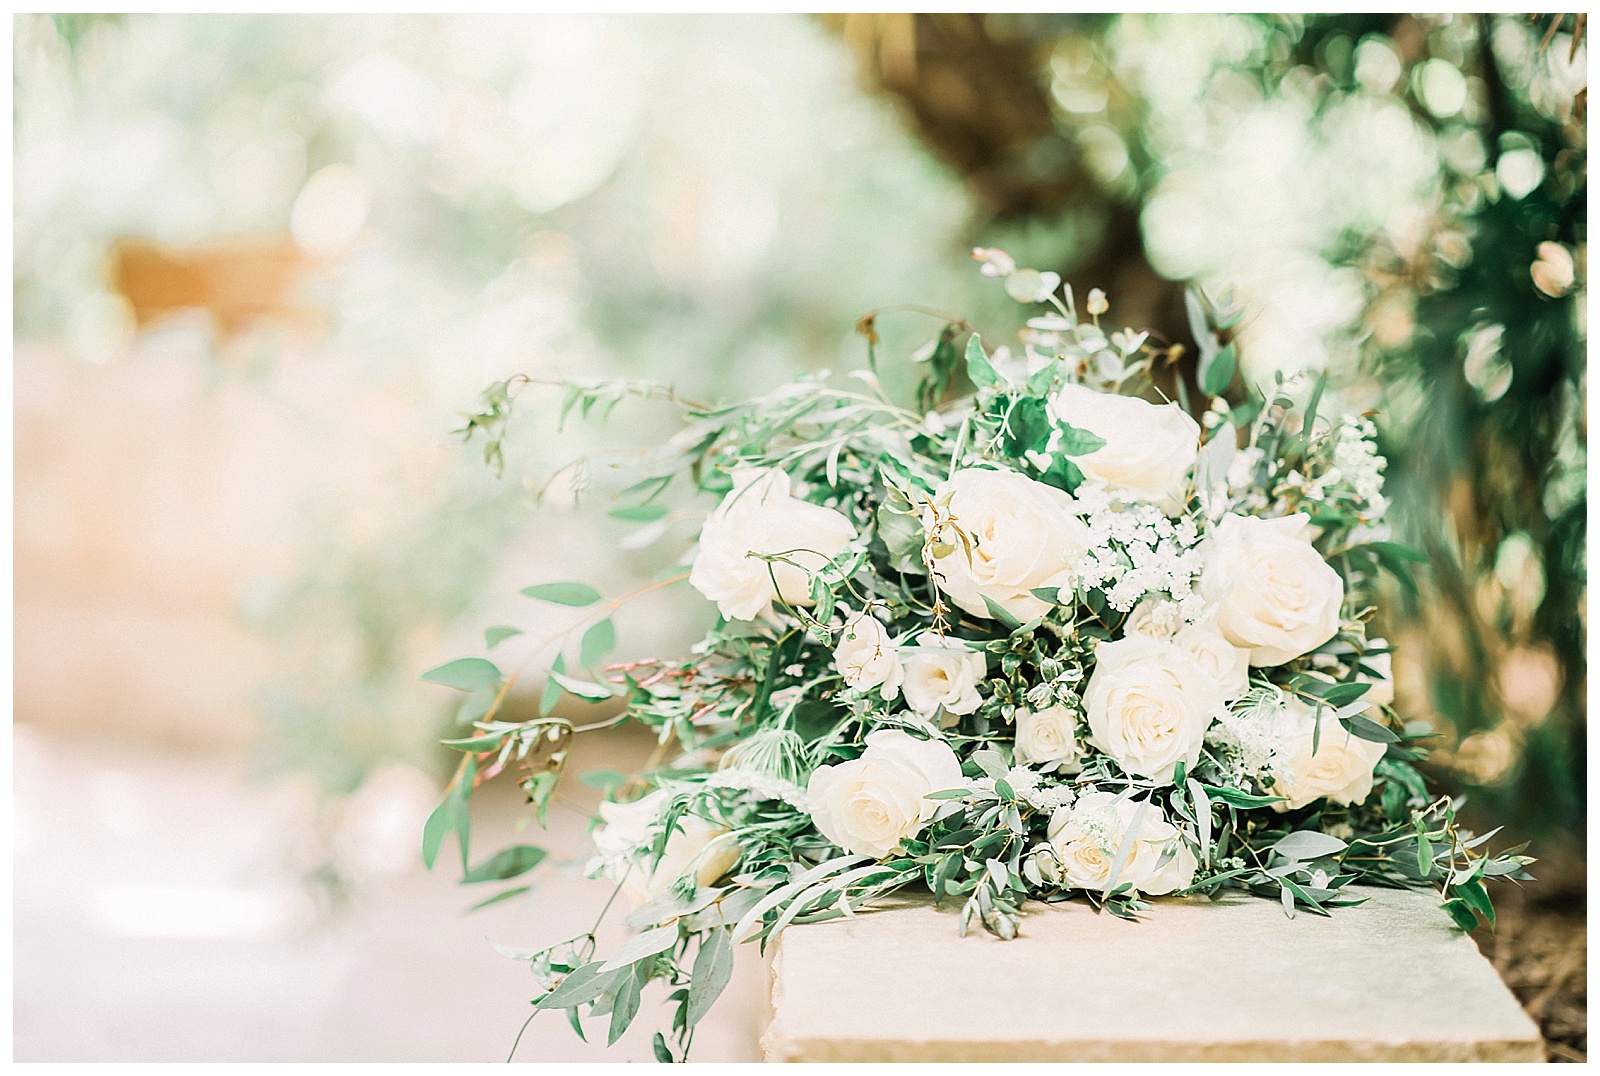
<box><xmin>12</xmin><ymin>723</ymin><xmax>765</xmax><ymax>1062</ymax></box>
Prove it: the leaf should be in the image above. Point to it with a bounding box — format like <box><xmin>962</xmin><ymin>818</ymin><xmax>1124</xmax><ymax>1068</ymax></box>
<box><xmin>1184</xmin><ymin>287</ymin><xmax>1218</xmax><ymax>365</ymax></box>
<box><xmin>1442</xmin><ymin>897</ymin><xmax>1481</xmax><ymax>932</ymax></box>
<box><xmin>1271</xmin><ymin>830</ymin><xmax>1348</xmax><ymax>861</ymax></box>
<box><xmin>461</xmin><ymin>844</ymin><xmax>548</xmax><ymax>884</ymax></box>
<box><xmin>535</xmin><ymin>961</ymin><xmax>617</xmax><ymax>1010</ymax></box>
<box><xmin>578</xmin><ymin>769</ymin><xmax>627</xmax><ymax>793</ymax></box>
<box><xmin>421</xmin><ymin>658</ymin><xmax>502</xmax><ymax>692</ymax></box>
<box><xmin>440</xmin><ymin>731</ymin><xmax>508</xmax><ymax>752</ymax></box>
<box><xmin>609</xmin><ymin>503</ymin><xmax>668</xmax><ymax>523</ymax></box>
<box><xmin>1416</xmin><ymin>834</ymin><xmax>1434</xmax><ymax>876</ymax></box>
<box><xmin>422</xmin><ymin>799</ymin><xmax>451</xmax><ymax>870</ymax></box>
<box><xmin>549</xmin><ymin>669</ymin><xmax>615</xmax><ymax>701</ymax></box>
<box><xmin>599</xmin><ymin>924</ymin><xmax>680</xmax><ymax>973</ymax></box>
<box><xmin>1366</xmin><ymin>539</ymin><xmax>1428</xmax><ymax>563</ymax></box>
<box><xmin>971</xmin><ymin>748</ymin><xmax>1009</xmax><ymax>780</ymax></box>
<box><xmin>453</xmin><ymin>757</ymin><xmax>476</xmax><ymax>874</ymax></box>
<box><xmin>1186</xmin><ymin>779</ymin><xmax>1212</xmax><ymax>866</ymax></box>
<box><xmin>1198</xmin><ymin>783</ymin><xmax>1286</xmax><ymax>809</ymax></box>
<box><xmin>1367</xmin><ymin>542</ymin><xmax>1423</xmax><ymax>595</ymax></box>
<box><xmin>467</xmin><ymin>885</ymin><xmax>532</xmax><ymax>912</ymax></box>
<box><xmin>653</xmin><ymin>1033</ymin><xmax>674</xmax><ymax>1064</ymax></box>
<box><xmin>686</xmin><ymin>928</ymin><xmax>734</xmax><ymax>1026</ymax></box>
<box><xmin>964</xmin><ymin>334</ymin><xmax>997</xmax><ymax>387</ymax></box>
<box><xmin>1201</xmin><ymin>343</ymin><xmax>1236</xmax><ymax>397</ymax></box>
<box><xmin>1341</xmin><ymin>713</ymin><xmax>1400</xmax><ymax>743</ymax></box>
<box><xmin>998</xmin><ymin>396</ymin><xmax>1052</xmax><ymax>457</ymax></box>
<box><xmin>981</xmin><ymin>595</ymin><xmax>1024</xmax><ymax>631</ymax></box>
<box><xmin>484</xmin><ymin>625</ymin><xmax>523</xmax><ymax>650</ymax></box>
<box><xmin>521</xmin><ymin>582</ymin><xmax>602</xmax><ymax>607</ymax></box>
<box><xmin>579</xmin><ymin>618</ymin><xmax>616</xmax><ymax>668</ymax></box>
<box><xmin>624</xmin><ymin>887</ymin><xmax>723</xmax><ymax>930</ymax></box>
<box><xmin>540</xmin><ymin>654</ymin><xmax>566</xmax><ymax>713</ymax></box>
<box><xmin>607</xmin><ymin>963</ymin><xmax>647</xmax><ymax>1046</ymax></box>
<box><xmin>1320</xmin><ymin>681</ymin><xmax>1372</xmax><ymax>708</ymax></box>
<box><xmin>1055</xmin><ymin>422</ymin><xmax>1106</xmax><ymax>457</ymax></box>
<box><xmin>732</xmin><ymin>855</ymin><xmax>869</xmax><ymax>943</ymax></box>
<box><xmin>454</xmin><ymin>688</ymin><xmax>497</xmax><ymax>726</ymax></box>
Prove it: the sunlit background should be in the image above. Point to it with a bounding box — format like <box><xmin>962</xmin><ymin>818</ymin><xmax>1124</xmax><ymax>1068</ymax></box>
<box><xmin>13</xmin><ymin>13</ymin><xmax>1587</xmax><ymax>1062</ymax></box>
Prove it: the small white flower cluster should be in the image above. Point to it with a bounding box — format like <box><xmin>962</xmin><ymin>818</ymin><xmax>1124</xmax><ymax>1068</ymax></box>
<box><xmin>1278</xmin><ymin>417</ymin><xmax>1388</xmax><ymax>521</ymax></box>
<box><xmin>971</xmin><ymin>765</ymin><xmax>1078</xmax><ymax>812</ymax></box>
<box><xmin>1005</xmin><ymin>765</ymin><xmax>1078</xmax><ymax>812</ymax></box>
<box><xmin>1205</xmin><ymin>686</ymin><xmax>1291</xmax><ymax>780</ymax></box>
<box><xmin>1329</xmin><ymin>416</ymin><xmax>1388</xmax><ymax>514</ymax></box>
<box><xmin>1069</xmin><ymin>484</ymin><xmax>1207</xmax><ymax>613</ymax></box>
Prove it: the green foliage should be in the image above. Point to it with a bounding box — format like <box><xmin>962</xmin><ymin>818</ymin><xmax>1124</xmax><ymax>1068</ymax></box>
<box><xmin>521</xmin><ymin>582</ymin><xmax>603</xmax><ymax>607</ymax></box>
<box><xmin>421</xmin><ymin>658</ymin><xmax>503</xmax><ymax>693</ymax></box>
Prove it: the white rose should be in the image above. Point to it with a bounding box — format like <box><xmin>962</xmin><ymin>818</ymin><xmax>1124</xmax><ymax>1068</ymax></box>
<box><xmin>1123</xmin><ymin>596</ymin><xmax>1182</xmax><ymax>638</ymax></box>
<box><xmin>1199</xmin><ymin>513</ymin><xmax>1344</xmax><ymax>667</ymax></box>
<box><xmin>833</xmin><ymin>612</ymin><xmax>905</xmax><ymax>700</ymax></box>
<box><xmin>1268</xmin><ymin>697</ymin><xmax>1388</xmax><ymax>811</ymax></box>
<box><xmin>1084</xmin><ymin>633</ymin><xmax>1224</xmax><ymax>784</ymax></box>
<box><xmin>806</xmin><ymin>730</ymin><xmax>965</xmax><ymax>859</ymax></box>
<box><xmin>1013</xmin><ymin>705</ymin><xmax>1085</xmax><ymax>772</ymax></box>
<box><xmin>591</xmin><ymin>790</ymin><xmax>742</xmax><ymax>905</ymax></box>
<box><xmin>926</xmin><ymin>467</ymin><xmax>1090</xmax><ymax>622</ymax></box>
<box><xmin>1173</xmin><ymin>608</ymin><xmax>1251</xmax><ymax>702</ymax></box>
<box><xmin>1362</xmin><ymin>638</ymin><xmax>1395</xmax><ymax>707</ymax></box>
<box><xmin>901</xmin><ymin>635</ymin><xmax>986</xmax><ymax>719</ymax></box>
<box><xmin>1050</xmin><ymin>383</ymin><xmax>1200</xmax><ymax>512</ymax></box>
<box><xmin>689</xmin><ymin>467</ymin><xmax>857</xmax><ymax>622</ymax></box>
<box><xmin>1039</xmin><ymin>791</ymin><xmax>1197</xmax><ymax>895</ymax></box>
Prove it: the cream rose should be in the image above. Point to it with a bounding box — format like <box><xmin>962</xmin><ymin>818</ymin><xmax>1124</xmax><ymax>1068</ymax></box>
<box><xmin>901</xmin><ymin>635</ymin><xmax>986</xmax><ymax>719</ymax></box>
<box><xmin>1084</xmin><ymin>634</ymin><xmax>1224</xmax><ymax>784</ymax></box>
<box><xmin>926</xmin><ymin>467</ymin><xmax>1090</xmax><ymax>622</ymax></box>
<box><xmin>1173</xmin><ymin>609</ymin><xmax>1251</xmax><ymax>702</ymax></box>
<box><xmin>833</xmin><ymin>611</ymin><xmax>905</xmax><ymax>700</ymax></box>
<box><xmin>1267</xmin><ymin>697</ymin><xmax>1388</xmax><ymax>811</ymax></box>
<box><xmin>806</xmin><ymin>730</ymin><xmax>965</xmax><ymax>858</ymax></box>
<box><xmin>1049</xmin><ymin>383</ymin><xmax>1200</xmax><ymax>512</ymax></box>
<box><xmin>1199</xmin><ymin>513</ymin><xmax>1344</xmax><ymax>667</ymax></box>
<box><xmin>1014</xmin><ymin>705</ymin><xmax>1085</xmax><ymax>772</ymax></box>
<box><xmin>591</xmin><ymin>790</ymin><xmax>742</xmax><ymax>905</ymax></box>
<box><xmin>1039</xmin><ymin>791</ymin><xmax>1197</xmax><ymax>895</ymax></box>
<box><xmin>689</xmin><ymin>467</ymin><xmax>857</xmax><ymax>622</ymax></box>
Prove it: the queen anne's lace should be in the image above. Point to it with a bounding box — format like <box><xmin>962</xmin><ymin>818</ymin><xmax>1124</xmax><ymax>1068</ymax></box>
<box><xmin>1068</xmin><ymin>485</ymin><xmax>1206</xmax><ymax>613</ymax></box>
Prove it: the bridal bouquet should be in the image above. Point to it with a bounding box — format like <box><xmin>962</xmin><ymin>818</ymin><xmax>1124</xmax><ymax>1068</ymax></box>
<box><xmin>424</xmin><ymin>250</ymin><xmax>1530</xmax><ymax>1061</ymax></box>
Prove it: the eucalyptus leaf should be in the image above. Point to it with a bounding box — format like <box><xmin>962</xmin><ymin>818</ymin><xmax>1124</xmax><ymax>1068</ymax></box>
<box><xmin>608</xmin><ymin>503</ymin><xmax>669</xmax><ymax>522</ymax></box>
<box><xmin>964</xmin><ymin>334</ymin><xmax>998</xmax><ymax>387</ymax></box>
<box><xmin>598</xmin><ymin>924</ymin><xmax>680</xmax><ymax>973</ymax></box>
<box><xmin>535</xmin><ymin>961</ymin><xmax>617</xmax><ymax>1010</ymax></box>
<box><xmin>1271</xmin><ymin>830</ymin><xmax>1348</xmax><ymax>861</ymax></box>
<box><xmin>549</xmin><ymin>669</ymin><xmax>615</xmax><ymax>701</ymax></box>
<box><xmin>421</xmin><ymin>657</ymin><xmax>502</xmax><ymax>692</ymax></box>
<box><xmin>579</xmin><ymin>618</ymin><xmax>616</xmax><ymax>668</ymax></box>
<box><xmin>484</xmin><ymin>625</ymin><xmax>523</xmax><ymax>649</ymax></box>
<box><xmin>461</xmin><ymin>844</ymin><xmax>548</xmax><ymax>884</ymax></box>
<box><xmin>522</xmin><ymin>582</ymin><xmax>602</xmax><ymax>607</ymax></box>
<box><xmin>686</xmin><ymin>928</ymin><xmax>734</xmax><ymax>1026</ymax></box>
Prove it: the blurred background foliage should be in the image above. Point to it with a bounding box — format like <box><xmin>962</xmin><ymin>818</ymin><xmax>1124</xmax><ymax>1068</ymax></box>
<box><xmin>13</xmin><ymin>14</ymin><xmax>1585</xmax><ymax>846</ymax></box>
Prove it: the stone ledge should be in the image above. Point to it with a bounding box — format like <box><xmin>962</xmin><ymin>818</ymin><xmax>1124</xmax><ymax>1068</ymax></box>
<box><xmin>761</xmin><ymin>887</ymin><xmax>1543</xmax><ymax>1062</ymax></box>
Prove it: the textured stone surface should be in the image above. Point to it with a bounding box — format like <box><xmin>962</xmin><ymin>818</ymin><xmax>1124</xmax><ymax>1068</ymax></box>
<box><xmin>762</xmin><ymin>887</ymin><xmax>1543</xmax><ymax>1062</ymax></box>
